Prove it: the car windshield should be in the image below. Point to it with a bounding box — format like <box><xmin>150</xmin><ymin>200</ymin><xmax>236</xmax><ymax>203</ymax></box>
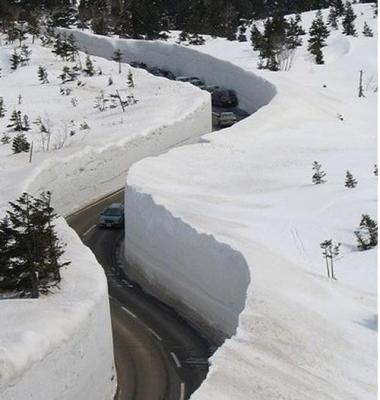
<box><xmin>103</xmin><ymin>208</ymin><xmax>122</xmax><ymax>217</ymax></box>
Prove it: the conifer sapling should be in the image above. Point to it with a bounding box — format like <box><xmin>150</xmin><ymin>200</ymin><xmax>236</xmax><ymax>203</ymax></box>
<box><xmin>312</xmin><ymin>161</ymin><xmax>327</xmax><ymax>184</ymax></box>
<box><xmin>345</xmin><ymin>170</ymin><xmax>357</xmax><ymax>188</ymax></box>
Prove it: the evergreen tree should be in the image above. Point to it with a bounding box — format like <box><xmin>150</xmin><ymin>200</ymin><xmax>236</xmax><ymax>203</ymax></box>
<box><xmin>12</xmin><ymin>133</ymin><xmax>30</xmax><ymax>153</ymax></box>
<box><xmin>66</xmin><ymin>34</ymin><xmax>79</xmax><ymax>62</ymax></box>
<box><xmin>117</xmin><ymin>0</ymin><xmax>135</xmax><ymax>38</ymax></box>
<box><xmin>312</xmin><ymin>161</ymin><xmax>327</xmax><ymax>184</ymax></box>
<box><xmin>127</xmin><ymin>70</ymin><xmax>135</xmax><ymax>88</ymax></box>
<box><xmin>20</xmin><ymin>44</ymin><xmax>32</xmax><ymax>66</ymax></box>
<box><xmin>0</xmin><ymin>192</ymin><xmax>69</xmax><ymax>297</ymax></box>
<box><xmin>51</xmin><ymin>0</ymin><xmax>78</xmax><ymax>28</ymax></box>
<box><xmin>0</xmin><ymin>97</ymin><xmax>6</xmax><ymax>118</ymax></box>
<box><xmin>331</xmin><ymin>0</ymin><xmax>345</xmax><ymax>17</ymax></box>
<box><xmin>362</xmin><ymin>21</ymin><xmax>373</xmax><ymax>37</ymax></box>
<box><xmin>327</xmin><ymin>7</ymin><xmax>339</xmax><ymax>30</ymax></box>
<box><xmin>112</xmin><ymin>49</ymin><xmax>123</xmax><ymax>74</ymax></box>
<box><xmin>308</xmin><ymin>11</ymin><xmax>330</xmax><ymax>65</ymax></box>
<box><xmin>355</xmin><ymin>214</ymin><xmax>378</xmax><ymax>250</ymax></box>
<box><xmin>285</xmin><ymin>17</ymin><xmax>304</xmax><ymax>49</ymax></box>
<box><xmin>250</xmin><ymin>23</ymin><xmax>263</xmax><ymax>51</ymax></box>
<box><xmin>7</xmin><ymin>110</ymin><xmax>23</xmax><ymax>131</ymax></box>
<box><xmin>59</xmin><ymin>65</ymin><xmax>79</xmax><ymax>83</ymax></box>
<box><xmin>28</xmin><ymin>13</ymin><xmax>41</xmax><ymax>44</ymax></box>
<box><xmin>10</xmin><ymin>49</ymin><xmax>21</xmax><ymax>70</ymax></box>
<box><xmin>38</xmin><ymin>65</ymin><xmax>49</xmax><ymax>84</ymax></box>
<box><xmin>345</xmin><ymin>170</ymin><xmax>357</xmax><ymax>188</ymax></box>
<box><xmin>237</xmin><ymin>25</ymin><xmax>247</xmax><ymax>42</ymax></box>
<box><xmin>342</xmin><ymin>1</ymin><xmax>357</xmax><ymax>36</ymax></box>
<box><xmin>83</xmin><ymin>55</ymin><xmax>95</xmax><ymax>76</ymax></box>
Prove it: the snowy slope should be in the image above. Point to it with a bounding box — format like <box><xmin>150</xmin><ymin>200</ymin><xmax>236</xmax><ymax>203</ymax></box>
<box><xmin>0</xmin><ymin>34</ymin><xmax>210</xmax><ymax>399</ymax></box>
<box><xmin>125</xmin><ymin>4</ymin><xmax>377</xmax><ymax>399</ymax></box>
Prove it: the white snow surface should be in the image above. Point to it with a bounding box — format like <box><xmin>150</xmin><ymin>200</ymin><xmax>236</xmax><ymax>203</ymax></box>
<box><xmin>0</xmin><ymin>34</ymin><xmax>210</xmax><ymax>399</ymax></box>
<box><xmin>125</xmin><ymin>5</ymin><xmax>377</xmax><ymax>400</ymax></box>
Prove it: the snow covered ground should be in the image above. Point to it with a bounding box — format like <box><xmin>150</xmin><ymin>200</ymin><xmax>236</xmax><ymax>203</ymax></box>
<box><xmin>124</xmin><ymin>4</ymin><xmax>378</xmax><ymax>399</ymax></box>
<box><xmin>0</xmin><ymin>35</ymin><xmax>210</xmax><ymax>399</ymax></box>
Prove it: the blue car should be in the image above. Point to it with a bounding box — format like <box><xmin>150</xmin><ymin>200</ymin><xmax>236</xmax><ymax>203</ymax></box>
<box><xmin>98</xmin><ymin>203</ymin><xmax>124</xmax><ymax>229</ymax></box>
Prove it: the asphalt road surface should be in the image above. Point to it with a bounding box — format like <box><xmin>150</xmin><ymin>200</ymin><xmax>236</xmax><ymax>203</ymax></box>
<box><xmin>67</xmin><ymin>190</ymin><xmax>215</xmax><ymax>400</ymax></box>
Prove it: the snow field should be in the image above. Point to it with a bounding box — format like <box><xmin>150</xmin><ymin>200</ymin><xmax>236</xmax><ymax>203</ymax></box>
<box><xmin>124</xmin><ymin>4</ymin><xmax>377</xmax><ymax>400</ymax></box>
<box><xmin>0</xmin><ymin>34</ymin><xmax>211</xmax><ymax>399</ymax></box>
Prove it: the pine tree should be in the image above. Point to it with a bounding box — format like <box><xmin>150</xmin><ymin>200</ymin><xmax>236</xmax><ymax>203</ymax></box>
<box><xmin>285</xmin><ymin>17</ymin><xmax>304</xmax><ymax>49</ymax></box>
<box><xmin>10</xmin><ymin>49</ymin><xmax>21</xmax><ymax>70</ymax></box>
<box><xmin>331</xmin><ymin>0</ymin><xmax>345</xmax><ymax>17</ymax></box>
<box><xmin>112</xmin><ymin>49</ymin><xmax>123</xmax><ymax>74</ymax></box>
<box><xmin>117</xmin><ymin>0</ymin><xmax>134</xmax><ymax>38</ymax></box>
<box><xmin>52</xmin><ymin>34</ymin><xmax>64</xmax><ymax>59</ymax></box>
<box><xmin>59</xmin><ymin>66</ymin><xmax>79</xmax><ymax>83</ymax></box>
<box><xmin>7</xmin><ymin>110</ymin><xmax>23</xmax><ymax>131</ymax></box>
<box><xmin>38</xmin><ymin>66</ymin><xmax>49</xmax><ymax>84</ymax></box>
<box><xmin>362</xmin><ymin>21</ymin><xmax>373</xmax><ymax>37</ymax></box>
<box><xmin>12</xmin><ymin>133</ymin><xmax>30</xmax><ymax>153</ymax></box>
<box><xmin>0</xmin><ymin>192</ymin><xmax>69</xmax><ymax>297</ymax></box>
<box><xmin>28</xmin><ymin>13</ymin><xmax>41</xmax><ymax>44</ymax></box>
<box><xmin>342</xmin><ymin>1</ymin><xmax>357</xmax><ymax>36</ymax></box>
<box><xmin>345</xmin><ymin>170</ymin><xmax>357</xmax><ymax>188</ymax></box>
<box><xmin>250</xmin><ymin>23</ymin><xmax>263</xmax><ymax>51</ymax></box>
<box><xmin>20</xmin><ymin>44</ymin><xmax>32</xmax><ymax>66</ymax></box>
<box><xmin>83</xmin><ymin>55</ymin><xmax>95</xmax><ymax>76</ymax></box>
<box><xmin>127</xmin><ymin>70</ymin><xmax>135</xmax><ymax>88</ymax></box>
<box><xmin>327</xmin><ymin>7</ymin><xmax>339</xmax><ymax>30</ymax></box>
<box><xmin>355</xmin><ymin>214</ymin><xmax>378</xmax><ymax>250</ymax></box>
<box><xmin>237</xmin><ymin>25</ymin><xmax>247</xmax><ymax>42</ymax></box>
<box><xmin>312</xmin><ymin>161</ymin><xmax>327</xmax><ymax>184</ymax></box>
<box><xmin>0</xmin><ymin>97</ymin><xmax>6</xmax><ymax>118</ymax></box>
<box><xmin>66</xmin><ymin>34</ymin><xmax>79</xmax><ymax>62</ymax></box>
<box><xmin>308</xmin><ymin>11</ymin><xmax>330</xmax><ymax>65</ymax></box>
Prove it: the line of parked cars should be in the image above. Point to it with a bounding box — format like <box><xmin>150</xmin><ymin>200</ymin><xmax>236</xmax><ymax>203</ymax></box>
<box><xmin>130</xmin><ymin>61</ymin><xmax>239</xmax><ymax>127</ymax></box>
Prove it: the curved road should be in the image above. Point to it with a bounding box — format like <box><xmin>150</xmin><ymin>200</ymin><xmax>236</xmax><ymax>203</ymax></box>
<box><xmin>67</xmin><ymin>190</ymin><xmax>215</xmax><ymax>400</ymax></box>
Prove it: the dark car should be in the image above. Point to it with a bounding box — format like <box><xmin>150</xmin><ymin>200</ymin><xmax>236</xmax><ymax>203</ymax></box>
<box><xmin>212</xmin><ymin>89</ymin><xmax>239</xmax><ymax>107</ymax></box>
<box><xmin>98</xmin><ymin>203</ymin><xmax>124</xmax><ymax>228</ymax></box>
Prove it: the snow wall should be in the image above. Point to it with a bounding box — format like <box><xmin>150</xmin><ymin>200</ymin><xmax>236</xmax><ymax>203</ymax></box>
<box><xmin>78</xmin><ymin>34</ymin><xmax>280</xmax><ymax>340</ymax></box>
<box><xmin>124</xmin><ymin>188</ymin><xmax>251</xmax><ymax>341</ymax></box>
<box><xmin>60</xmin><ymin>29</ymin><xmax>277</xmax><ymax>114</ymax></box>
<box><xmin>26</xmin><ymin>95</ymin><xmax>211</xmax><ymax>216</ymax></box>
<box><xmin>1</xmin><ymin>36</ymin><xmax>211</xmax><ymax>400</ymax></box>
<box><xmin>1</xmin><ymin>221</ymin><xmax>116</xmax><ymax>400</ymax></box>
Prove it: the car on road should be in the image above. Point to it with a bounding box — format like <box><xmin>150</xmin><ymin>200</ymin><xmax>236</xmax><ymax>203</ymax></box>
<box><xmin>189</xmin><ymin>77</ymin><xmax>205</xmax><ymax>88</ymax></box>
<box><xmin>212</xmin><ymin>89</ymin><xmax>239</xmax><ymax>108</ymax></box>
<box><xmin>175</xmin><ymin>76</ymin><xmax>192</xmax><ymax>83</ymax></box>
<box><xmin>98</xmin><ymin>203</ymin><xmax>124</xmax><ymax>228</ymax></box>
<box><xmin>218</xmin><ymin>112</ymin><xmax>237</xmax><ymax>128</ymax></box>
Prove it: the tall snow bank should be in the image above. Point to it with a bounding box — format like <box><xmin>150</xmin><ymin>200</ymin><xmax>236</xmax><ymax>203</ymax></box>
<box><xmin>0</xmin><ymin>220</ymin><xmax>115</xmax><ymax>400</ymax></box>
<box><xmin>0</xmin><ymin>33</ymin><xmax>211</xmax><ymax>400</ymax></box>
<box><xmin>62</xmin><ymin>29</ymin><xmax>276</xmax><ymax>114</ymax></box>
<box><xmin>124</xmin><ymin>187</ymin><xmax>250</xmax><ymax>340</ymax></box>
<box><xmin>124</xmin><ymin>5</ymin><xmax>377</xmax><ymax>399</ymax></box>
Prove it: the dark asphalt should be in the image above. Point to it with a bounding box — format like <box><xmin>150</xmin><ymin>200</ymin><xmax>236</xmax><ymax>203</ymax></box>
<box><xmin>66</xmin><ymin>190</ymin><xmax>214</xmax><ymax>400</ymax></box>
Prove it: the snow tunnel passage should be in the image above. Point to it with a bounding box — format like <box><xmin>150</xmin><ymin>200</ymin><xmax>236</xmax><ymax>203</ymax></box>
<box><xmin>124</xmin><ymin>188</ymin><xmax>251</xmax><ymax>341</ymax></box>
<box><xmin>61</xmin><ymin>28</ymin><xmax>277</xmax><ymax>116</ymax></box>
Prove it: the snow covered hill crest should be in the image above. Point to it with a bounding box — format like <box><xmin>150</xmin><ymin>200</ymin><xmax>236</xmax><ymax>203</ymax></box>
<box><xmin>125</xmin><ymin>4</ymin><xmax>378</xmax><ymax>400</ymax></box>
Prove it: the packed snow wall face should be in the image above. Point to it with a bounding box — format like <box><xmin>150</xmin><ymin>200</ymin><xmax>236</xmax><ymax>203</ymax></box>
<box><xmin>61</xmin><ymin>29</ymin><xmax>276</xmax><ymax>114</ymax></box>
<box><xmin>124</xmin><ymin>188</ymin><xmax>250</xmax><ymax>341</ymax></box>
<box><xmin>25</xmin><ymin>95</ymin><xmax>210</xmax><ymax>216</ymax></box>
<box><xmin>0</xmin><ymin>221</ymin><xmax>115</xmax><ymax>400</ymax></box>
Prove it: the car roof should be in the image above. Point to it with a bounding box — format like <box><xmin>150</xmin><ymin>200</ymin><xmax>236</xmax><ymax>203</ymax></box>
<box><xmin>107</xmin><ymin>203</ymin><xmax>124</xmax><ymax>209</ymax></box>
